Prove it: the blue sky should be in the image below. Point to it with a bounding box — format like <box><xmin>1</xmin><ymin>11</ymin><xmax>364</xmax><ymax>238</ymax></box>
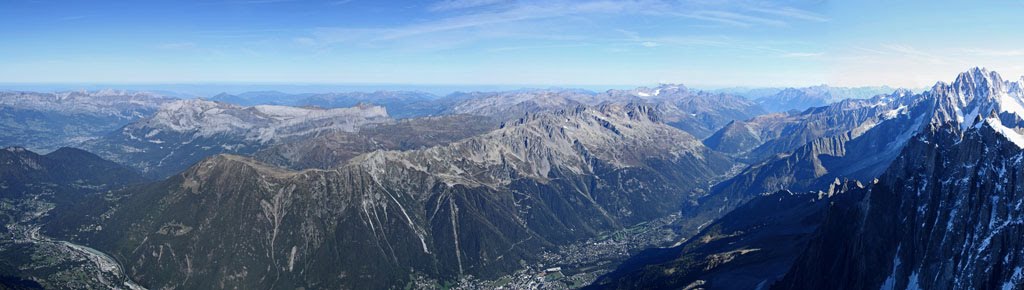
<box><xmin>2</xmin><ymin>0</ymin><xmax>1023</xmax><ymax>88</ymax></box>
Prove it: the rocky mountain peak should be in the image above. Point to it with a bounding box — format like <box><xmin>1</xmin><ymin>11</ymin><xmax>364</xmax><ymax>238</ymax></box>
<box><xmin>352</xmin><ymin>103</ymin><xmax>716</xmax><ymax>189</ymax></box>
<box><xmin>951</xmin><ymin>67</ymin><xmax>1007</xmax><ymax>103</ymax></box>
<box><xmin>819</xmin><ymin>178</ymin><xmax>864</xmax><ymax>198</ymax></box>
<box><xmin>927</xmin><ymin>68</ymin><xmax>1024</xmax><ymax>134</ymax></box>
<box><xmin>178</xmin><ymin>154</ymin><xmax>299</xmax><ymax>193</ymax></box>
<box><xmin>890</xmin><ymin>87</ymin><xmax>914</xmax><ymax>98</ymax></box>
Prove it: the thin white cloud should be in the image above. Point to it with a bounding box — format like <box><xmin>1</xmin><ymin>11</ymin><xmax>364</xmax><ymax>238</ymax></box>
<box><xmin>328</xmin><ymin>0</ymin><xmax>355</xmax><ymax>5</ymax></box>
<box><xmin>962</xmin><ymin>48</ymin><xmax>1024</xmax><ymax>57</ymax></box>
<box><xmin>745</xmin><ymin>6</ymin><xmax>829</xmax><ymax>22</ymax></box>
<box><xmin>685</xmin><ymin>10</ymin><xmax>787</xmax><ymax>27</ymax></box>
<box><xmin>639</xmin><ymin>36</ymin><xmax>733</xmax><ymax>47</ymax></box>
<box><xmin>236</xmin><ymin>0</ymin><xmax>298</xmax><ymax>4</ymax></box>
<box><xmin>428</xmin><ymin>0</ymin><xmax>508</xmax><ymax>11</ymax></box>
<box><xmin>311</xmin><ymin>2</ymin><xmax>599</xmax><ymax>45</ymax></box>
<box><xmin>157</xmin><ymin>42</ymin><xmax>198</xmax><ymax>50</ymax></box>
<box><xmin>881</xmin><ymin>44</ymin><xmax>964</xmax><ymax>65</ymax></box>
<box><xmin>781</xmin><ymin>52</ymin><xmax>823</xmax><ymax>58</ymax></box>
<box><xmin>306</xmin><ymin>0</ymin><xmax>824</xmax><ymax>47</ymax></box>
<box><xmin>60</xmin><ymin>15</ymin><xmax>89</xmax><ymax>21</ymax></box>
<box><xmin>322</xmin><ymin>4</ymin><xmax>558</xmax><ymax>42</ymax></box>
<box><xmin>293</xmin><ymin>37</ymin><xmax>317</xmax><ymax>46</ymax></box>
<box><xmin>821</xmin><ymin>44</ymin><xmax>1015</xmax><ymax>87</ymax></box>
<box><xmin>488</xmin><ymin>43</ymin><xmax>593</xmax><ymax>52</ymax></box>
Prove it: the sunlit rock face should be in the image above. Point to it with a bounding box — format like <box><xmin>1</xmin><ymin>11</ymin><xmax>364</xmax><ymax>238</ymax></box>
<box><xmin>778</xmin><ymin>68</ymin><xmax>1024</xmax><ymax>290</ymax></box>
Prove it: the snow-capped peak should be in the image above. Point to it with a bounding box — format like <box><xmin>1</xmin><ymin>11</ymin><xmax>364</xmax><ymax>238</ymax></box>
<box><xmin>931</xmin><ymin>68</ymin><xmax>1024</xmax><ymax>132</ymax></box>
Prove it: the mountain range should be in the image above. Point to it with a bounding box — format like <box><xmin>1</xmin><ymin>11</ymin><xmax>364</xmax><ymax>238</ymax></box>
<box><xmin>753</xmin><ymin>85</ymin><xmax>898</xmax><ymax>113</ymax></box>
<box><xmin>591</xmin><ymin>67</ymin><xmax>1024</xmax><ymax>290</ymax></box>
<box><xmin>70</xmin><ymin>104</ymin><xmax>732</xmax><ymax>289</ymax></box>
<box><xmin>0</xmin><ymin>90</ymin><xmax>174</xmax><ymax>152</ymax></box>
<box><xmin>3</xmin><ymin>68</ymin><xmax>1024</xmax><ymax>289</ymax></box>
<box><xmin>81</xmin><ymin>99</ymin><xmax>391</xmax><ymax>178</ymax></box>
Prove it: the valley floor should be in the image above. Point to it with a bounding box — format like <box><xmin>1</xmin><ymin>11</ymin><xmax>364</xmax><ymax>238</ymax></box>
<box><xmin>448</xmin><ymin>214</ymin><xmax>684</xmax><ymax>289</ymax></box>
<box><xmin>0</xmin><ymin>195</ymin><xmax>143</xmax><ymax>290</ymax></box>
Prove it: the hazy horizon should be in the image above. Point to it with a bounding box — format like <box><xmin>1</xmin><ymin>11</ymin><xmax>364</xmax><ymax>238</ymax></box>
<box><xmin>0</xmin><ymin>81</ymin><xmax>916</xmax><ymax>97</ymax></box>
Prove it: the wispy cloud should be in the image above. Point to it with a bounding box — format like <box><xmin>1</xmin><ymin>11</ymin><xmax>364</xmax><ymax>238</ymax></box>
<box><xmin>310</xmin><ymin>2</ymin><xmax>578</xmax><ymax>45</ymax></box>
<box><xmin>488</xmin><ymin>42</ymin><xmax>593</xmax><ymax>52</ymax></box>
<box><xmin>293</xmin><ymin>37</ymin><xmax>317</xmax><ymax>46</ymax></box>
<box><xmin>616</xmin><ymin>29</ymin><xmax>734</xmax><ymax>49</ymax></box>
<box><xmin>640</xmin><ymin>41</ymin><xmax>660</xmax><ymax>47</ymax></box>
<box><xmin>157</xmin><ymin>42</ymin><xmax>198</xmax><ymax>50</ymax></box>
<box><xmin>235</xmin><ymin>0</ymin><xmax>298</xmax><ymax>4</ymax></box>
<box><xmin>781</xmin><ymin>52</ymin><xmax>824</xmax><ymax>58</ymax></box>
<box><xmin>680</xmin><ymin>10</ymin><xmax>787</xmax><ymax>27</ymax></box>
<box><xmin>880</xmin><ymin>44</ymin><xmax>964</xmax><ymax>65</ymax></box>
<box><xmin>328</xmin><ymin>0</ymin><xmax>355</xmax><ymax>5</ymax></box>
<box><xmin>304</xmin><ymin>0</ymin><xmax>825</xmax><ymax>48</ymax></box>
<box><xmin>962</xmin><ymin>48</ymin><xmax>1024</xmax><ymax>57</ymax></box>
<box><xmin>192</xmin><ymin>28</ymin><xmax>296</xmax><ymax>40</ymax></box>
<box><xmin>428</xmin><ymin>0</ymin><xmax>509</xmax><ymax>11</ymax></box>
<box><xmin>60</xmin><ymin>15</ymin><xmax>90</xmax><ymax>21</ymax></box>
<box><xmin>745</xmin><ymin>6</ymin><xmax>829</xmax><ymax>22</ymax></box>
<box><xmin>194</xmin><ymin>0</ymin><xmax>299</xmax><ymax>6</ymax></box>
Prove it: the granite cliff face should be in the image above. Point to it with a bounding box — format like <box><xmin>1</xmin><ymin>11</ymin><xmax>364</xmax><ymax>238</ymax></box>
<box><xmin>777</xmin><ymin>68</ymin><xmax>1024</xmax><ymax>290</ymax></box>
<box><xmin>593</xmin><ymin>68</ymin><xmax>1024</xmax><ymax>290</ymax></box>
<box><xmin>777</xmin><ymin>121</ymin><xmax>1024</xmax><ymax>289</ymax></box>
<box><xmin>82</xmin><ymin>104</ymin><xmax>733</xmax><ymax>289</ymax></box>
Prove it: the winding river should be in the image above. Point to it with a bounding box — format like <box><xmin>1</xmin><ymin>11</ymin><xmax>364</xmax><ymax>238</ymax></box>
<box><xmin>24</xmin><ymin>226</ymin><xmax>146</xmax><ymax>290</ymax></box>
